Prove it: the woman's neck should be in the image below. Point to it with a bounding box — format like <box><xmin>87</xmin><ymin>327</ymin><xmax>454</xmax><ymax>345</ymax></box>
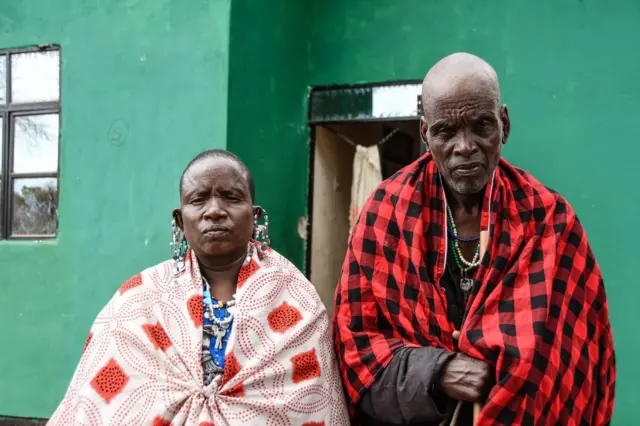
<box><xmin>197</xmin><ymin>249</ymin><xmax>247</xmax><ymax>302</ymax></box>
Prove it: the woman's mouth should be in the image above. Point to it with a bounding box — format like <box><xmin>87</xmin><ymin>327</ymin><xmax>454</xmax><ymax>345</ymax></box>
<box><xmin>202</xmin><ymin>226</ymin><xmax>232</xmax><ymax>236</ymax></box>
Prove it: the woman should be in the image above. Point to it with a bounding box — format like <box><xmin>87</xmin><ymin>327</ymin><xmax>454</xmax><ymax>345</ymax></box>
<box><xmin>49</xmin><ymin>150</ymin><xmax>349</xmax><ymax>425</ymax></box>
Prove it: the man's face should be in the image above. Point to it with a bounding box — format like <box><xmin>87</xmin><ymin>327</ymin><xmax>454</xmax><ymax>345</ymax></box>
<box><xmin>421</xmin><ymin>84</ymin><xmax>510</xmax><ymax>195</ymax></box>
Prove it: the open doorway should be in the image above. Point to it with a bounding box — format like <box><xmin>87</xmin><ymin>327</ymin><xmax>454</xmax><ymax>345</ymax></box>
<box><xmin>305</xmin><ymin>81</ymin><xmax>424</xmax><ymax>312</ymax></box>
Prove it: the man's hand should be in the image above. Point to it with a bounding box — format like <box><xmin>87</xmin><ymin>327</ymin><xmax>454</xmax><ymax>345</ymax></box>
<box><xmin>439</xmin><ymin>353</ymin><xmax>492</xmax><ymax>401</ymax></box>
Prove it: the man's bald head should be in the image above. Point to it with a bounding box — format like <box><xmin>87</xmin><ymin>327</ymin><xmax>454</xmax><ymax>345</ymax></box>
<box><xmin>422</xmin><ymin>53</ymin><xmax>500</xmax><ymax>118</ymax></box>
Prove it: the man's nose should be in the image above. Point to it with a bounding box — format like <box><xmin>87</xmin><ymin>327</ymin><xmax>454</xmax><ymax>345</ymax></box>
<box><xmin>452</xmin><ymin>131</ymin><xmax>477</xmax><ymax>157</ymax></box>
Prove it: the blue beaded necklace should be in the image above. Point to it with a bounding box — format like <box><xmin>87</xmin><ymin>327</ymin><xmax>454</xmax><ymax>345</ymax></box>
<box><xmin>203</xmin><ymin>285</ymin><xmax>234</xmax><ymax>374</ymax></box>
<box><xmin>447</xmin><ymin>229</ymin><xmax>480</xmax><ymax>243</ymax></box>
<box><xmin>201</xmin><ymin>243</ymin><xmax>253</xmax><ymax>386</ymax></box>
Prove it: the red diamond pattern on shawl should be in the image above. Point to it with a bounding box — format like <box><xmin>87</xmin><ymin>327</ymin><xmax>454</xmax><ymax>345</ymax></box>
<box><xmin>302</xmin><ymin>423</ymin><xmax>325</xmax><ymax>426</ymax></box>
<box><xmin>90</xmin><ymin>358</ymin><xmax>129</xmax><ymax>404</ymax></box>
<box><xmin>118</xmin><ymin>273</ymin><xmax>143</xmax><ymax>295</ymax></box>
<box><xmin>82</xmin><ymin>332</ymin><xmax>93</xmax><ymax>354</ymax></box>
<box><xmin>142</xmin><ymin>322</ymin><xmax>172</xmax><ymax>352</ymax></box>
<box><xmin>187</xmin><ymin>295</ymin><xmax>203</xmax><ymax>327</ymax></box>
<box><xmin>221</xmin><ymin>352</ymin><xmax>245</xmax><ymax>397</ymax></box>
<box><xmin>237</xmin><ymin>259</ymin><xmax>259</xmax><ymax>288</ymax></box>
<box><xmin>268</xmin><ymin>302</ymin><xmax>302</xmax><ymax>333</ymax></box>
<box><xmin>151</xmin><ymin>417</ymin><xmax>172</xmax><ymax>426</ymax></box>
<box><xmin>291</xmin><ymin>349</ymin><xmax>321</xmax><ymax>384</ymax></box>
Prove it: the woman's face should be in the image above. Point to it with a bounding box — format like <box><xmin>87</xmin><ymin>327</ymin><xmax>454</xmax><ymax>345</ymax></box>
<box><xmin>175</xmin><ymin>156</ymin><xmax>254</xmax><ymax>262</ymax></box>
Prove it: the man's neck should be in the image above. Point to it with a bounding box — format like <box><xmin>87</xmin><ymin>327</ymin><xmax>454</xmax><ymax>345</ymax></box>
<box><xmin>446</xmin><ymin>187</ymin><xmax>484</xmax><ymax>217</ymax></box>
<box><xmin>445</xmin><ymin>185</ymin><xmax>484</xmax><ymax>247</ymax></box>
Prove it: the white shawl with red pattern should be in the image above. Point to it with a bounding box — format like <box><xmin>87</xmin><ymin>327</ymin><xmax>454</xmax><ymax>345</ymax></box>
<box><xmin>49</xmin><ymin>247</ymin><xmax>349</xmax><ymax>426</ymax></box>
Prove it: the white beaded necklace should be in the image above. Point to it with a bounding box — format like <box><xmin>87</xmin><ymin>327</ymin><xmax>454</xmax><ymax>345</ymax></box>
<box><xmin>202</xmin><ymin>242</ymin><xmax>253</xmax><ymax>317</ymax></box>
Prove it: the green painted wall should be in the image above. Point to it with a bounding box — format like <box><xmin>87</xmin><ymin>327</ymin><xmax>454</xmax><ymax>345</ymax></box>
<box><xmin>0</xmin><ymin>0</ymin><xmax>230</xmax><ymax>418</ymax></box>
<box><xmin>233</xmin><ymin>0</ymin><xmax>639</xmax><ymax>423</ymax></box>
<box><xmin>2</xmin><ymin>0</ymin><xmax>637</xmax><ymax>422</ymax></box>
<box><xmin>227</xmin><ymin>0</ymin><xmax>311</xmax><ymax>268</ymax></box>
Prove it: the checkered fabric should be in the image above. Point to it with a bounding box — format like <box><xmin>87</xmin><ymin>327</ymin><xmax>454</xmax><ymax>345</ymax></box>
<box><xmin>333</xmin><ymin>154</ymin><xmax>615</xmax><ymax>425</ymax></box>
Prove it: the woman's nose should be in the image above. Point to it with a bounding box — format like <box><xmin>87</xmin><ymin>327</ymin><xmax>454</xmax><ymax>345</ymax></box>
<box><xmin>203</xmin><ymin>197</ymin><xmax>227</xmax><ymax>219</ymax></box>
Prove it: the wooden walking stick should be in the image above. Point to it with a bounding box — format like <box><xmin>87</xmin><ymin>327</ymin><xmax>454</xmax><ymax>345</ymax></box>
<box><xmin>473</xmin><ymin>402</ymin><xmax>482</xmax><ymax>424</ymax></box>
<box><xmin>471</xmin><ymin>229</ymin><xmax>490</xmax><ymax>424</ymax></box>
<box><xmin>445</xmin><ymin>230</ymin><xmax>489</xmax><ymax>426</ymax></box>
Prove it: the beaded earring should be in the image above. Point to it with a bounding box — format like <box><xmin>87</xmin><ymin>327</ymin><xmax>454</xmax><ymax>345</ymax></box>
<box><xmin>170</xmin><ymin>218</ymin><xmax>188</xmax><ymax>277</ymax></box>
<box><xmin>253</xmin><ymin>207</ymin><xmax>270</xmax><ymax>251</ymax></box>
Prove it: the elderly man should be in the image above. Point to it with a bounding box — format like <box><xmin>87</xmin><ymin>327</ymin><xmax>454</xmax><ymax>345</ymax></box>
<box><xmin>333</xmin><ymin>53</ymin><xmax>615</xmax><ymax>425</ymax></box>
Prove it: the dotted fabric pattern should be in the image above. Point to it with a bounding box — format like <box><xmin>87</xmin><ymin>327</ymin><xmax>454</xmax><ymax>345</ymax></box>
<box><xmin>49</xmin><ymin>248</ymin><xmax>350</xmax><ymax>425</ymax></box>
<box><xmin>267</xmin><ymin>302</ymin><xmax>302</xmax><ymax>333</ymax></box>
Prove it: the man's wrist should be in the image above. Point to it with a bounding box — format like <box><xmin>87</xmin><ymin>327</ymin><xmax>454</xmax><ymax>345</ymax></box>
<box><xmin>432</xmin><ymin>350</ymin><xmax>457</xmax><ymax>393</ymax></box>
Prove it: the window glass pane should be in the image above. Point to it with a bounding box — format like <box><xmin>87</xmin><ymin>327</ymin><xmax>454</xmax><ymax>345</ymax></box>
<box><xmin>309</xmin><ymin>83</ymin><xmax>422</xmax><ymax>122</ymax></box>
<box><xmin>0</xmin><ymin>55</ymin><xmax>6</xmax><ymax>104</ymax></box>
<box><xmin>13</xmin><ymin>114</ymin><xmax>59</xmax><ymax>174</ymax></box>
<box><xmin>372</xmin><ymin>84</ymin><xmax>421</xmax><ymax>118</ymax></box>
<box><xmin>11</xmin><ymin>50</ymin><xmax>60</xmax><ymax>103</ymax></box>
<box><xmin>12</xmin><ymin>177</ymin><xmax>58</xmax><ymax>236</ymax></box>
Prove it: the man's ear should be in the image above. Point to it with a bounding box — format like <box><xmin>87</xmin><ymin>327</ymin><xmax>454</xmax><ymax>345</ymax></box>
<box><xmin>500</xmin><ymin>104</ymin><xmax>511</xmax><ymax>144</ymax></box>
<box><xmin>420</xmin><ymin>117</ymin><xmax>429</xmax><ymax>149</ymax></box>
<box><xmin>172</xmin><ymin>208</ymin><xmax>184</xmax><ymax>230</ymax></box>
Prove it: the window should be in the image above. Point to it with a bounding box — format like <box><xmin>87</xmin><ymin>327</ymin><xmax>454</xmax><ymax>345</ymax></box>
<box><xmin>308</xmin><ymin>82</ymin><xmax>422</xmax><ymax>123</ymax></box>
<box><xmin>0</xmin><ymin>46</ymin><xmax>60</xmax><ymax>239</ymax></box>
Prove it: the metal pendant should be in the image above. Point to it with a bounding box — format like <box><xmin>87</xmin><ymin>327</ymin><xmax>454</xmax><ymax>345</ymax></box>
<box><xmin>202</xmin><ymin>333</ymin><xmax>211</xmax><ymax>349</ymax></box>
<box><xmin>212</xmin><ymin>322</ymin><xmax>229</xmax><ymax>350</ymax></box>
<box><xmin>460</xmin><ymin>278</ymin><xmax>474</xmax><ymax>292</ymax></box>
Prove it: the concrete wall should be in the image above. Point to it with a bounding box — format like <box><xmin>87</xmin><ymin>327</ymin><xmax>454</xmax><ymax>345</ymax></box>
<box><xmin>0</xmin><ymin>0</ymin><xmax>230</xmax><ymax>417</ymax></box>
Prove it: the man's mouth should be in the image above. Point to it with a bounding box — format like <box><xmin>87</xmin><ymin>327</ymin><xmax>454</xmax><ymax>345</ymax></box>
<box><xmin>452</xmin><ymin>162</ymin><xmax>483</xmax><ymax>176</ymax></box>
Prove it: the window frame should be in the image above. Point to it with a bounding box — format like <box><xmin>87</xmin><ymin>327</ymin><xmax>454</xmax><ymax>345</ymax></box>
<box><xmin>0</xmin><ymin>45</ymin><xmax>61</xmax><ymax>240</ymax></box>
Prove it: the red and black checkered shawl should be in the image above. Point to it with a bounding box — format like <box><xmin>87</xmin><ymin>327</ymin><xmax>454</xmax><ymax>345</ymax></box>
<box><xmin>333</xmin><ymin>154</ymin><xmax>615</xmax><ymax>425</ymax></box>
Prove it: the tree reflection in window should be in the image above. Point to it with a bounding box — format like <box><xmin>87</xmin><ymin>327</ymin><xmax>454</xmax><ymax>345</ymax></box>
<box><xmin>12</xmin><ymin>178</ymin><xmax>58</xmax><ymax>236</ymax></box>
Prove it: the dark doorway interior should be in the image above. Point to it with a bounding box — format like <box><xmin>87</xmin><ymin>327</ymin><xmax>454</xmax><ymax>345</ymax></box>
<box><xmin>308</xmin><ymin>119</ymin><xmax>422</xmax><ymax>311</ymax></box>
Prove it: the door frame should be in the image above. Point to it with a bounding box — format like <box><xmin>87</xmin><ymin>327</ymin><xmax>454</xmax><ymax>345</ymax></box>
<box><xmin>305</xmin><ymin>80</ymin><xmax>423</xmax><ymax>278</ymax></box>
